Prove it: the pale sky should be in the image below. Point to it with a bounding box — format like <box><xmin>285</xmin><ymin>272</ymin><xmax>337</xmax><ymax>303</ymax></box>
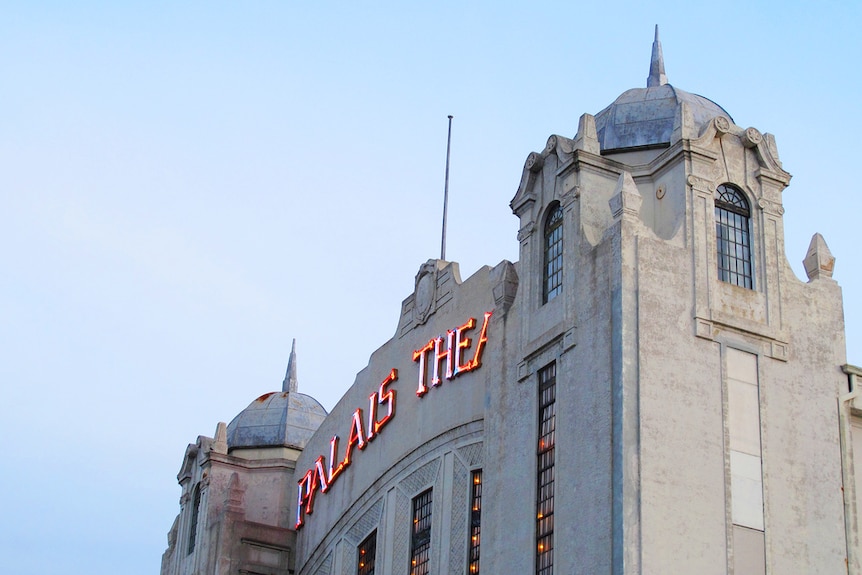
<box><xmin>2</xmin><ymin>2</ymin><xmax>860</xmax><ymax>573</ymax></box>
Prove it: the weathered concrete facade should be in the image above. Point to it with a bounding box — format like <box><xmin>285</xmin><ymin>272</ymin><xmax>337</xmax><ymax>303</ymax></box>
<box><xmin>163</xmin><ymin>29</ymin><xmax>859</xmax><ymax>575</ymax></box>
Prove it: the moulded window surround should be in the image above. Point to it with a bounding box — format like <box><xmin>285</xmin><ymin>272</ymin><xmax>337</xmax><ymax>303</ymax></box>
<box><xmin>357</xmin><ymin>530</ymin><xmax>377</xmax><ymax>575</ymax></box>
<box><xmin>187</xmin><ymin>483</ymin><xmax>202</xmax><ymax>555</ymax></box>
<box><xmin>715</xmin><ymin>184</ymin><xmax>754</xmax><ymax>289</ymax></box>
<box><xmin>543</xmin><ymin>204</ymin><xmax>564</xmax><ymax>304</ymax></box>
<box><xmin>410</xmin><ymin>488</ymin><xmax>433</xmax><ymax>575</ymax></box>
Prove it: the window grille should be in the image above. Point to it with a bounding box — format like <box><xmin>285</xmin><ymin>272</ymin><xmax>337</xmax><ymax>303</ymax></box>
<box><xmin>715</xmin><ymin>184</ymin><xmax>753</xmax><ymax>289</ymax></box>
<box><xmin>543</xmin><ymin>204</ymin><xmax>564</xmax><ymax>303</ymax></box>
<box><xmin>357</xmin><ymin>530</ymin><xmax>377</xmax><ymax>575</ymax></box>
<box><xmin>536</xmin><ymin>363</ymin><xmax>556</xmax><ymax>575</ymax></box>
<box><xmin>410</xmin><ymin>489</ymin><xmax>433</xmax><ymax>575</ymax></box>
<box><xmin>468</xmin><ymin>470</ymin><xmax>482</xmax><ymax>574</ymax></box>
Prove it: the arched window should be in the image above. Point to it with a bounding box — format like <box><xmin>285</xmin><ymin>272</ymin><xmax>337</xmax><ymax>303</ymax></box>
<box><xmin>715</xmin><ymin>184</ymin><xmax>753</xmax><ymax>289</ymax></box>
<box><xmin>187</xmin><ymin>483</ymin><xmax>201</xmax><ymax>555</ymax></box>
<box><xmin>543</xmin><ymin>204</ymin><xmax>564</xmax><ymax>303</ymax></box>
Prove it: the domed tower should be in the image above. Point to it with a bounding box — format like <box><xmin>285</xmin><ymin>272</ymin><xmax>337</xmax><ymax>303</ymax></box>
<box><xmin>500</xmin><ymin>26</ymin><xmax>848</xmax><ymax>574</ymax></box>
<box><xmin>161</xmin><ymin>341</ymin><xmax>327</xmax><ymax>575</ymax></box>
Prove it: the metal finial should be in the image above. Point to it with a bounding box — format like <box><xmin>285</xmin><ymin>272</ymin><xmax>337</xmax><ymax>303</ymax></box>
<box><xmin>282</xmin><ymin>339</ymin><xmax>298</xmax><ymax>393</ymax></box>
<box><xmin>647</xmin><ymin>25</ymin><xmax>668</xmax><ymax>88</ymax></box>
<box><xmin>440</xmin><ymin>115</ymin><xmax>453</xmax><ymax>261</ymax></box>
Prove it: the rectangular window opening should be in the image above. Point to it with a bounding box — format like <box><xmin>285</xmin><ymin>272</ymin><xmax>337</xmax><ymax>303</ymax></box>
<box><xmin>357</xmin><ymin>530</ymin><xmax>377</xmax><ymax>575</ymax></box>
<box><xmin>410</xmin><ymin>488</ymin><xmax>433</xmax><ymax>575</ymax></box>
<box><xmin>536</xmin><ymin>363</ymin><xmax>556</xmax><ymax>575</ymax></box>
<box><xmin>468</xmin><ymin>469</ymin><xmax>482</xmax><ymax>574</ymax></box>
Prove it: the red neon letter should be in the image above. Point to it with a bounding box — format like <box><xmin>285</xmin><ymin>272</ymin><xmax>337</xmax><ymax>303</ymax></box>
<box><xmin>295</xmin><ymin>481</ymin><xmax>306</xmax><ymax>528</ymax></box>
<box><xmin>328</xmin><ymin>435</ymin><xmax>346</xmax><ymax>484</ymax></box>
<box><xmin>313</xmin><ymin>455</ymin><xmax>330</xmax><ymax>493</ymax></box>
<box><xmin>296</xmin><ymin>467</ymin><xmax>319</xmax><ymax>528</ymax></box>
<box><xmin>432</xmin><ymin>335</ymin><xmax>452</xmax><ymax>386</ymax></box>
<box><xmin>452</xmin><ymin>317</ymin><xmax>477</xmax><ymax>376</ymax></box>
<box><xmin>366</xmin><ymin>391</ymin><xmax>379</xmax><ymax>442</ymax></box>
<box><xmin>468</xmin><ymin>311</ymin><xmax>492</xmax><ymax>370</ymax></box>
<box><xmin>343</xmin><ymin>408</ymin><xmax>367</xmax><ymax>466</ymax></box>
<box><xmin>375</xmin><ymin>368</ymin><xmax>397</xmax><ymax>433</ymax></box>
<box><xmin>413</xmin><ymin>340</ymin><xmax>434</xmax><ymax>396</ymax></box>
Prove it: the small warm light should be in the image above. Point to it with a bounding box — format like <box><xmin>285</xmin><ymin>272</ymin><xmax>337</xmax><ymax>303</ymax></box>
<box><xmin>359</xmin><ymin>562</ymin><xmax>364</xmax><ymax>568</ymax></box>
<box><xmin>537</xmin><ymin>512</ymin><xmax>543</xmax><ymax>519</ymax></box>
<box><xmin>472</xmin><ymin>505</ymin><xmax>479</xmax><ymax>511</ymax></box>
<box><xmin>472</xmin><ymin>535</ymin><xmax>477</xmax><ymax>541</ymax></box>
<box><xmin>538</xmin><ymin>543</ymin><xmax>544</xmax><ymax>551</ymax></box>
<box><xmin>473</xmin><ymin>476</ymin><xmax>481</xmax><ymax>484</ymax></box>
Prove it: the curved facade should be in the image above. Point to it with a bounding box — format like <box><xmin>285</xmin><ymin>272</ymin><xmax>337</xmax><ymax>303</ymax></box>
<box><xmin>162</xmin><ymin>31</ymin><xmax>862</xmax><ymax>575</ymax></box>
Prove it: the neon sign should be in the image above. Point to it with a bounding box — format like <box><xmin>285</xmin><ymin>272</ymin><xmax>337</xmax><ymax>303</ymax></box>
<box><xmin>295</xmin><ymin>311</ymin><xmax>492</xmax><ymax>529</ymax></box>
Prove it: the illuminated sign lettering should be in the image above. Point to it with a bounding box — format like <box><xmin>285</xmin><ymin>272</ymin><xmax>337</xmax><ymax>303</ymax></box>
<box><xmin>295</xmin><ymin>312</ymin><xmax>491</xmax><ymax>529</ymax></box>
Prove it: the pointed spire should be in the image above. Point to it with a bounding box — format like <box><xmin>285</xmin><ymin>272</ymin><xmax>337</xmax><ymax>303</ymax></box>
<box><xmin>647</xmin><ymin>25</ymin><xmax>668</xmax><ymax>88</ymax></box>
<box><xmin>282</xmin><ymin>339</ymin><xmax>298</xmax><ymax>393</ymax></box>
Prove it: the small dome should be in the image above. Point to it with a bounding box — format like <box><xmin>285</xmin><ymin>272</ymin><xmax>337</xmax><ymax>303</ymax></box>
<box><xmin>226</xmin><ymin>391</ymin><xmax>327</xmax><ymax>451</ymax></box>
<box><xmin>595</xmin><ymin>84</ymin><xmax>732</xmax><ymax>152</ymax></box>
<box><xmin>594</xmin><ymin>26</ymin><xmax>733</xmax><ymax>153</ymax></box>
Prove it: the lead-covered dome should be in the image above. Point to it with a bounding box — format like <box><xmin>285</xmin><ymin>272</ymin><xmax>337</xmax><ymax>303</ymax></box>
<box><xmin>226</xmin><ymin>390</ymin><xmax>327</xmax><ymax>450</ymax></box>
<box><xmin>225</xmin><ymin>339</ymin><xmax>328</xmax><ymax>451</ymax></box>
<box><xmin>595</xmin><ymin>84</ymin><xmax>731</xmax><ymax>152</ymax></box>
<box><xmin>594</xmin><ymin>26</ymin><xmax>732</xmax><ymax>152</ymax></box>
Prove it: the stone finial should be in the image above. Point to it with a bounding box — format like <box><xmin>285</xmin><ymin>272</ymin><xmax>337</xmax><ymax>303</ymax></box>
<box><xmin>574</xmin><ymin>113</ymin><xmax>600</xmax><ymax>154</ymax></box>
<box><xmin>211</xmin><ymin>421</ymin><xmax>228</xmax><ymax>454</ymax></box>
<box><xmin>647</xmin><ymin>25</ymin><xmax>668</xmax><ymax>88</ymax></box>
<box><xmin>283</xmin><ymin>339</ymin><xmax>298</xmax><ymax>393</ymax></box>
<box><xmin>490</xmin><ymin>260</ymin><xmax>519</xmax><ymax>314</ymax></box>
<box><xmin>804</xmin><ymin>233</ymin><xmax>836</xmax><ymax>281</ymax></box>
<box><xmin>609</xmin><ymin>171</ymin><xmax>643</xmax><ymax>220</ymax></box>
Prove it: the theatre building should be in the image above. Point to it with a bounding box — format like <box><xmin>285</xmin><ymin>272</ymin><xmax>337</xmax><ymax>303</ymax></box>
<box><xmin>161</xmin><ymin>30</ymin><xmax>862</xmax><ymax>575</ymax></box>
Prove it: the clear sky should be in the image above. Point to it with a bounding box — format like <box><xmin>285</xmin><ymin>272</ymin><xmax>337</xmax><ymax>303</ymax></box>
<box><xmin>2</xmin><ymin>2</ymin><xmax>860</xmax><ymax>573</ymax></box>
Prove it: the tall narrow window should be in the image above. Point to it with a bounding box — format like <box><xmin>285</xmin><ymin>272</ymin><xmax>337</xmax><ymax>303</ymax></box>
<box><xmin>468</xmin><ymin>469</ymin><xmax>483</xmax><ymax>574</ymax></box>
<box><xmin>715</xmin><ymin>184</ymin><xmax>753</xmax><ymax>289</ymax></box>
<box><xmin>536</xmin><ymin>363</ymin><xmax>556</xmax><ymax>575</ymax></box>
<box><xmin>543</xmin><ymin>203</ymin><xmax>564</xmax><ymax>303</ymax></box>
<box><xmin>357</xmin><ymin>530</ymin><xmax>377</xmax><ymax>575</ymax></box>
<box><xmin>410</xmin><ymin>488</ymin><xmax>433</xmax><ymax>575</ymax></box>
<box><xmin>187</xmin><ymin>483</ymin><xmax>201</xmax><ymax>555</ymax></box>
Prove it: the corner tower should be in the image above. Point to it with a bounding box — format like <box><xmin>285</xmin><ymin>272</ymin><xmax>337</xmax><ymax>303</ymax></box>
<box><xmin>504</xmin><ymin>28</ymin><xmax>847</xmax><ymax>574</ymax></box>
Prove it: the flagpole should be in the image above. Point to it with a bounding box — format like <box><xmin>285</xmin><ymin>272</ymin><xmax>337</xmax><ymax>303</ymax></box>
<box><xmin>441</xmin><ymin>115</ymin><xmax>453</xmax><ymax>261</ymax></box>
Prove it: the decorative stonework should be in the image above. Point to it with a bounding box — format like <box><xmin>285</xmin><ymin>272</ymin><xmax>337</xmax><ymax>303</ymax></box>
<box><xmin>714</xmin><ymin>115</ymin><xmax>731</xmax><ymax>134</ymax></box>
<box><xmin>687</xmin><ymin>174</ymin><xmax>714</xmax><ymax>194</ymax></box>
<box><xmin>456</xmin><ymin>442</ymin><xmax>484</xmax><ymax>468</ymax></box>
<box><xmin>313</xmin><ymin>551</ymin><xmax>332</xmax><ymax>575</ymax></box>
<box><xmin>525</xmin><ymin>152</ymin><xmax>543</xmax><ymax>173</ymax></box>
<box><xmin>346</xmin><ymin>499</ymin><xmax>384</xmax><ymax>544</ymax></box>
<box><xmin>448</xmin><ymin>457</ymin><xmax>469</xmax><ymax>575</ymax></box>
<box><xmin>414</xmin><ymin>263</ymin><xmax>437</xmax><ymax>325</ymax></box>
<box><xmin>392</xmin><ymin>492</ymin><xmax>410</xmax><ymax>573</ymax></box>
<box><xmin>517</xmin><ymin>221</ymin><xmax>535</xmax><ymax>242</ymax></box>
<box><xmin>400</xmin><ymin>459</ymin><xmax>441</xmax><ymax>496</ymax></box>
<box><xmin>743</xmin><ymin>127</ymin><xmax>763</xmax><ymax>149</ymax></box>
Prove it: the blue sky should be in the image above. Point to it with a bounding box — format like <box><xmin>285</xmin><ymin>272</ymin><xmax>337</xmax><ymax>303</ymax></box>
<box><xmin>2</xmin><ymin>2</ymin><xmax>860</xmax><ymax>573</ymax></box>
